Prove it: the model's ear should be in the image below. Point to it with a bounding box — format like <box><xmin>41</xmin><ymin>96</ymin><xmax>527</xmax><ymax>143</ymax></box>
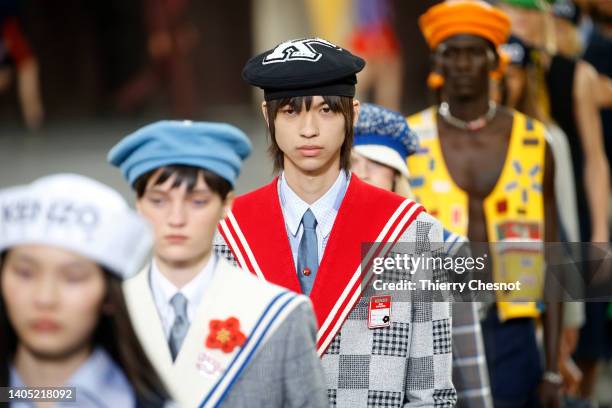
<box><xmin>135</xmin><ymin>198</ymin><xmax>143</xmax><ymax>214</ymax></box>
<box><xmin>427</xmin><ymin>46</ymin><xmax>447</xmax><ymax>90</ymax></box>
<box><xmin>431</xmin><ymin>45</ymin><xmax>445</xmax><ymax>73</ymax></box>
<box><xmin>487</xmin><ymin>48</ymin><xmax>498</xmax><ymax>71</ymax></box>
<box><xmin>222</xmin><ymin>191</ymin><xmax>235</xmax><ymax>219</ymax></box>
<box><xmin>352</xmin><ymin>99</ymin><xmax>361</xmax><ymax>126</ymax></box>
<box><xmin>261</xmin><ymin>101</ymin><xmax>270</xmax><ymax>128</ymax></box>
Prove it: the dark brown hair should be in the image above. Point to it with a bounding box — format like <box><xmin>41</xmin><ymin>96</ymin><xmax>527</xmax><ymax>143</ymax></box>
<box><xmin>0</xmin><ymin>252</ymin><xmax>170</xmax><ymax>406</ymax></box>
<box><xmin>133</xmin><ymin>164</ymin><xmax>233</xmax><ymax>200</ymax></box>
<box><xmin>264</xmin><ymin>95</ymin><xmax>355</xmax><ymax>173</ymax></box>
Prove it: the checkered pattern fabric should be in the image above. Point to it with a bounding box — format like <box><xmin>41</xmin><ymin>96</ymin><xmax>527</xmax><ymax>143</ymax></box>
<box><xmin>329</xmin><ymin>389</ymin><xmax>338</xmax><ymax>406</ymax></box>
<box><xmin>433</xmin><ymin>319</ymin><xmax>452</xmax><ymax>355</ymax></box>
<box><xmin>348</xmin><ymin>298</ymin><xmax>369</xmax><ymax>320</ymax></box>
<box><xmin>328</xmin><ymin>331</ymin><xmax>342</xmax><ymax>355</ymax></box>
<box><xmin>214</xmin><ymin>212</ymin><xmax>456</xmax><ymax>407</ymax></box>
<box><xmin>452</xmin><ymin>302</ymin><xmax>493</xmax><ymax>408</ymax></box>
<box><xmin>442</xmin><ymin>233</ymin><xmax>493</xmax><ymax>407</ymax></box>
<box><xmin>415</xmin><ymin>220</ymin><xmax>432</xmax><ymax>254</ymax></box>
<box><xmin>367</xmin><ymin>390</ymin><xmax>403</xmax><ymax>408</ymax></box>
<box><xmin>433</xmin><ymin>389</ymin><xmax>458</xmax><ymax>407</ymax></box>
<box><xmin>404</xmin><ymin>356</ymin><xmax>435</xmax><ymax>390</ymax></box>
<box><xmin>213</xmin><ymin>244</ymin><xmax>238</xmax><ymax>267</ymax></box>
<box><xmin>372</xmin><ymin>322</ymin><xmax>410</xmax><ymax>357</ymax></box>
<box><xmin>339</xmin><ymin>355</ymin><xmax>371</xmax><ymax>388</ymax></box>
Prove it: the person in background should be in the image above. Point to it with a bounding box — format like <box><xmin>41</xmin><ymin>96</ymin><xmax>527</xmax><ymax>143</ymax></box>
<box><xmin>409</xmin><ymin>2</ymin><xmax>562</xmax><ymax>406</ymax></box>
<box><xmin>577</xmin><ymin>3</ymin><xmax>612</xmax><ymax>402</ymax></box>
<box><xmin>115</xmin><ymin>0</ymin><xmax>199</xmax><ymax>117</ymax></box>
<box><xmin>548</xmin><ymin>0</ymin><xmax>612</xmax><ymax>400</ymax></box>
<box><xmin>0</xmin><ymin>0</ymin><xmax>44</xmax><ymax>130</ymax></box>
<box><xmin>497</xmin><ymin>2</ymin><xmax>609</xmax><ymax>402</ymax></box>
<box><xmin>351</xmin><ymin>102</ymin><xmax>494</xmax><ymax>408</ymax></box>
<box><xmin>580</xmin><ymin>0</ymin><xmax>612</xmax><ymax>182</ymax></box>
<box><xmin>501</xmin><ymin>2</ymin><xmax>612</xmax><ymax>400</ymax></box>
<box><xmin>108</xmin><ymin>120</ymin><xmax>328</xmax><ymax>408</ymax></box>
<box><xmin>500</xmin><ymin>30</ymin><xmax>587</xmax><ymax>403</ymax></box>
<box><xmin>216</xmin><ymin>37</ymin><xmax>456</xmax><ymax>407</ymax></box>
<box><xmin>498</xmin><ymin>0</ymin><xmax>611</xmax><ymax>245</ymax></box>
<box><xmin>0</xmin><ymin>174</ymin><xmax>170</xmax><ymax>407</ymax></box>
<box><xmin>347</xmin><ymin>0</ymin><xmax>403</xmax><ymax>111</ymax></box>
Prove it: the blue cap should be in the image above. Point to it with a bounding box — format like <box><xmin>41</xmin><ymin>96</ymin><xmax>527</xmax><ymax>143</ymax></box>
<box><xmin>108</xmin><ymin>120</ymin><xmax>252</xmax><ymax>187</ymax></box>
<box><xmin>353</xmin><ymin>104</ymin><xmax>418</xmax><ymax>177</ymax></box>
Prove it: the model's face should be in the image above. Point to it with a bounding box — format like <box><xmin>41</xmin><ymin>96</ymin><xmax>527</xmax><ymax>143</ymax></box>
<box><xmin>439</xmin><ymin>35</ymin><xmax>494</xmax><ymax>100</ymax></box>
<box><xmin>1</xmin><ymin>245</ymin><xmax>105</xmax><ymax>359</ymax></box>
<box><xmin>137</xmin><ymin>170</ymin><xmax>229</xmax><ymax>266</ymax></box>
<box><xmin>350</xmin><ymin>151</ymin><xmax>395</xmax><ymax>192</ymax></box>
<box><xmin>264</xmin><ymin>96</ymin><xmax>357</xmax><ymax>175</ymax></box>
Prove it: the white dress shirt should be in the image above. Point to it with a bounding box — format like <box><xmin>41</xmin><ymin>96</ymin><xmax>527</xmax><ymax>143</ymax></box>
<box><xmin>149</xmin><ymin>254</ymin><xmax>217</xmax><ymax>339</ymax></box>
<box><xmin>278</xmin><ymin>170</ymin><xmax>349</xmax><ymax>269</ymax></box>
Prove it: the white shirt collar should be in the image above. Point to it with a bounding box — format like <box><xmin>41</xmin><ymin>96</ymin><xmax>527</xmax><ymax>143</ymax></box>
<box><xmin>279</xmin><ymin>170</ymin><xmax>349</xmax><ymax>239</ymax></box>
<box><xmin>150</xmin><ymin>254</ymin><xmax>217</xmax><ymax>315</ymax></box>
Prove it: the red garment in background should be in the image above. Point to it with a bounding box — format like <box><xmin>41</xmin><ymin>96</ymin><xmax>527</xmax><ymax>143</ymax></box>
<box><xmin>1</xmin><ymin>17</ymin><xmax>33</xmax><ymax>68</ymax></box>
<box><xmin>348</xmin><ymin>0</ymin><xmax>400</xmax><ymax>59</ymax></box>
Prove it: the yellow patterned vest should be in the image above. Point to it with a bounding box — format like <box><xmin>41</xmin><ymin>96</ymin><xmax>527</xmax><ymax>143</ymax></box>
<box><xmin>407</xmin><ymin>107</ymin><xmax>546</xmax><ymax>322</ymax></box>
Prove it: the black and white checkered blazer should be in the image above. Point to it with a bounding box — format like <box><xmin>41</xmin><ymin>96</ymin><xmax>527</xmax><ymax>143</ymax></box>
<box><xmin>214</xmin><ymin>211</ymin><xmax>456</xmax><ymax>407</ymax></box>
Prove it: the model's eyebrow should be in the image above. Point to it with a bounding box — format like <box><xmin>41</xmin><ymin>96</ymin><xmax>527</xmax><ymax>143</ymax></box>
<box><xmin>146</xmin><ymin>186</ymin><xmax>212</xmax><ymax>195</ymax></box>
<box><xmin>188</xmin><ymin>188</ymin><xmax>212</xmax><ymax>195</ymax></box>
<box><xmin>146</xmin><ymin>187</ymin><xmax>170</xmax><ymax>194</ymax></box>
<box><xmin>313</xmin><ymin>100</ymin><xmax>329</xmax><ymax>108</ymax></box>
<box><xmin>61</xmin><ymin>261</ymin><xmax>94</xmax><ymax>271</ymax></box>
<box><xmin>10</xmin><ymin>253</ymin><xmax>39</xmax><ymax>266</ymax></box>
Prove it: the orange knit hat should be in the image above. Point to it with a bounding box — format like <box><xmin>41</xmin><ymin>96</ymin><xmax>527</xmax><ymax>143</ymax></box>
<box><xmin>419</xmin><ymin>0</ymin><xmax>511</xmax><ymax>50</ymax></box>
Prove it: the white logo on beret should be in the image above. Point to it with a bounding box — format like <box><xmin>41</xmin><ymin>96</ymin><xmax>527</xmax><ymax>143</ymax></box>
<box><xmin>263</xmin><ymin>38</ymin><xmax>341</xmax><ymax>65</ymax></box>
<box><xmin>2</xmin><ymin>199</ymin><xmax>100</xmax><ymax>240</ymax></box>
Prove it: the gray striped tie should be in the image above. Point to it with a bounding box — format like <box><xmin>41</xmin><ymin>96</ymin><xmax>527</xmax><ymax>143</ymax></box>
<box><xmin>168</xmin><ymin>293</ymin><xmax>189</xmax><ymax>361</ymax></box>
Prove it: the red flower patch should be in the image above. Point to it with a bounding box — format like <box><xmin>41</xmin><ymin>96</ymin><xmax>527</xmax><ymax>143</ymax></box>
<box><xmin>205</xmin><ymin>317</ymin><xmax>246</xmax><ymax>353</ymax></box>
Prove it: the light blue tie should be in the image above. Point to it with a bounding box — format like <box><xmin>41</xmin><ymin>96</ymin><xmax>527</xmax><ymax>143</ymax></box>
<box><xmin>168</xmin><ymin>293</ymin><xmax>189</xmax><ymax>361</ymax></box>
<box><xmin>297</xmin><ymin>209</ymin><xmax>319</xmax><ymax>296</ymax></box>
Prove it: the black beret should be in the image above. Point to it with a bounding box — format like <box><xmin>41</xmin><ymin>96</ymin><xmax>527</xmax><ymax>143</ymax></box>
<box><xmin>242</xmin><ymin>38</ymin><xmax>366</xmax><ymax>101</ymax></box>
<box><xmin>501</xmin><ymin>35</ymin><xmax>532</xmax><ymax>68</ymax></box>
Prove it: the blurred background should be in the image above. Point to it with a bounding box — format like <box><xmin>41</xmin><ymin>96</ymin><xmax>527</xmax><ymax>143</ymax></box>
<box><xmin>0</xmin><ymin>0</ymin><xmax>440</xmax><ymax>198</ymax></box>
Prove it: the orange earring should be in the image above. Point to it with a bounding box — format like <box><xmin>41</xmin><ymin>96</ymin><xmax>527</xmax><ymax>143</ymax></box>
<box><xmin>490</xmin><ymin>49</ymin><xmax>510</xmax><ymax>81</ymax></box>
<box><xmin>489</xmin><ymin>70</ymin><xmax>503</xmax><ymax>81</ymax></box>
<box><xmin>427</xmin><ymin>72</ymin><xmax>445</xmax><ymax>89</ymax></box>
